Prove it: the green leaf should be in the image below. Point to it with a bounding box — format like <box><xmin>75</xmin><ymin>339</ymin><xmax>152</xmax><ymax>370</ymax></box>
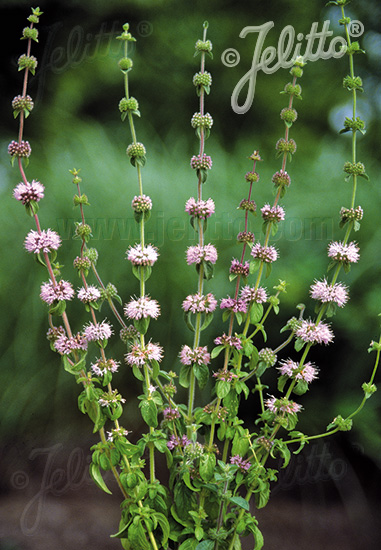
<box><xmin>199</xmin><ymin>452</ymin><xmax>216</xmax><ymax>482</ymax></box>
<box><xmin>139</xmin><ymin>399</ymin><xmax>158</xmax><ymax>428</ymax></box>
<box><xmin>128</xmin><ymin>521</ymin><xmax>150</xmax><ymax>550</ymax></box>
<box><xmin>179</xmin><ymin>539</ymin><xmax>198</xmax><ymax>550</ymax></box>
<box><xmin>229</xmin><ymin>496</ymin><xmax>250</xmax><ymax>511</ymax></box>
<box><xmin>133</xmin><ymin>316</ymin><xmax>150</xmax><ymax>335</ymax></box>
<box><xmin>196</xmin><ymin>540</ymin><xmax>214</xmax><ymax>550</ymax></box>
<box><xmin>250</xmin><ymin>303</ymin><xmax>263</xmax><ymax>325</ymax></box>
<box><xmin>200</xmin><ymin>312</ymin><xmax>214</xmax><ymax>331</ymax></box>
<box><xmin>216</xmin><ymin>380</ymin><xmax>231</xmax><ymax>399</ymax></box>
<box><xmin>179</xmin><ymin>364</ymin><xmax>191</xmax><ymax>388</ymax></box>
<box><xmin>293</xmin><ymin>379</ymin><xmax>309</xmax><ymax>395</ymax></box>
<box><xmin>193</xmin><ymin>363</ymin><xmax>209</xmax><ymax>389</ymax></box>
<box><xmin>89</xmin><ymin>463</ymin><xmax>112</xmax><ymax>494</ymax></box>
<box><xmin>211</xmin><ymin>345</ymin><xmax>224</xmax><ymax>359</ymax></box>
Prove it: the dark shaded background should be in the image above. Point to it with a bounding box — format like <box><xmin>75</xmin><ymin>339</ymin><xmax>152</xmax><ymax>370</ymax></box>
<box><xmin>1</xmin><ymin>0</ymin><xmax>381</xmax><ymax>548</ymax></box>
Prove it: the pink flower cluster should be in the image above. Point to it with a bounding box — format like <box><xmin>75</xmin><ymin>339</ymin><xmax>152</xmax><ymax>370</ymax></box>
<box><xmin>24</xmin><ymin>229</ymin><xmax>61</xmax><ymax>254</ymax></box>
<box><xmin>163</xmin><ymin>407</ymin><xmax>181</xmax><ymax>421</ymax></box>
<box><xmin>126</xmin><ymin>244</ymin><xmax>159</xmax><ymax>267</ymax></box>
<box><xmin>277</xmin><ymin>359</ymin><xmax>318</xmax><ymax>383</ymax></box>
<box><xmin>295</xmin><ymin>320</ymin><xmax>334</xmax><ymax>345</ymax></box>
<box><xmin>182</xmin><ymin>292</ymin><xmax>217</xmax><ymax>314</ymax></box>
<box><xmin>185</xmin><ymin>197</ymin><xmax>215</xmax><ymax>219</ymax></box>
<box><xmin>83</xmin><ymin>320</ymin><xmax>113</xmax><ymax>342</ymax></box>
<box><xmin>230</xmin><ymin>455</ymin><xmax>251</xmax><ymax>472</ymax></box>
<box><xmin>310</xmin><ymin>279</ymin><xmax>349</xmax><ymax>307</ymax></box>
<box><xmin>91</xmin><ymin>358</ymin><xmax>120</xmax><ymax>376</ymax></box>
<box><xmin>77</xmin><ymin>285</ymin><xmax>101</xmax><ymax>303</ymax></box>
<box><xmin>124</xmin><ymin>296</ymin><xmax>160</xmax><ymax>320</ymax></box>
<box><xmin>265</xmin><ymin>395</ymin><xmax>302</xmax><ymax>415</ymax></box>
<box><xmin>54</xmin><ymin>332</ymin><xmax>88</xmax><ymax>355</ymax></box>
<box><xmin>13</xmin><ymin>179</ymin><xmax>44</xmax><ymax>204</ymax></box>
<box><xmin>251</xmin><ymin>243</ymin><xmax>278</xmax><ymax>263</ymax></box>
<box><xmin>179</xmin><ymin>345</ymin><xmax>210</xmax><ymax>366</ymax></box>
<box><xmin>125</xmin><ymin>342</ymin><xmax>163</xmax><ymax>367</ymax></box>
<box><xmin>220</xmin><ymin>296</ymin><xmax>247</xmax><ymax>313</ymax></box>
<box><xmin>328</xmin><ymin>241</ymin><xmax>360</xmax><ymax>264</ymax></box>
<box><xmin>230</xmin><ymin>259</ymin><xmax>250</xmax><ymax>277</ymax></box>
<box><xmin>261</xmin><ymin>204</ymin><xmax>285</xmax><ymax>222</ymax></box>
<box><xmin>186</xmin><ymin>243</ymin><xmax>218</xmax><ymax>265</ymax></box>
<box><xmin>40</xmin><ymin>280</ymin><xmax>75</xmax><ymax>305</ymax></box>
<box><xmin>214</xmin><ymin>333</ymin><xmax>242</xmax><ymax>350</ymax></box>
<box><xmin>240</xmin><ymin>285</ymin><xmax>268</xmax><ymax>304</ymax></box>
<box><xmin>167</xmin><ymin>434</ymin><xmax>191</xmax><ymax>450</ymax></box>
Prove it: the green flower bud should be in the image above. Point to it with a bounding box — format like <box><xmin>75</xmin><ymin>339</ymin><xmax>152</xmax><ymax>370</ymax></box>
<box><xmin>120</xmin><ymin>325</ymin><xmax>139</xmax><ymax>344</ymax></box>
<box><xmin>75</xmin><ymin>222</ymin><xmax>92</xmax><ymax>240</ymax></box>
<box><xmin>280</xmin><ymin>107</ymin><xmax>298</xmax><ymax>124</ymax></box>
<box><xmin>126</xmin><ymin>142</ymin><xmax>146</xmax><ymax>167</ymax></box>
<box><xmin>21</xmin><ymin>27</ymin><xmax>39</xmax><ymax>42</ymax></box>
<box><xmin>343</xmin><ymin>161</ymin><xmax>366</xmax><ymax>175</ymax></box>
<box><xmin>283</xmin><ymin>82</ymin><xmax>302</xmax><ymax>98</ymax></box>
<box><xmin>343</xmin><ymin>75</ymin><xmax>363</xmax><ymax>92</ymax></box>
<box><xmin>193</xmin><ymin>71</ymin><xmax>212</xmax><ymax>87</ymax></box>
<box><xmin>276</xmin><ymin>138</ymin><xmax>297</xmax><ymax>155</ymax></box>
<box><xmin>119</xmin><ymin>96</ymin><xmax>139</xmax><ymax>112</ymax></box>
<box><xmin>118</xmin><ymin>57</ymin><xmax>133</xmax><ymax>71</ymax></box>
<box><xmin>191</xmin><ymin>112</ymin><xmax>213</xmax><ymax>129</ymax></box>
<box><xmin>18</xmin><ymin>54</ymin><xmax>38</xmax><ymax>75</ymax></box>
<box><xmin>195</xmin><ymin>39</ymin><xmax>212</xmax><ymax>53</ymax></box>
<box><xmin>84</xmin><ymin>248</ymin><xmax>98</xmax><ymax>264</ymax></box>
<box><xmin>73</xmin><ymin>256</ymin><xmax>92</xmax><ymax>275</ymax></box>
<box><xmin>290</xmin><ymin>66</ymin><xmax>303</xmax><ymax>78</ymax></box>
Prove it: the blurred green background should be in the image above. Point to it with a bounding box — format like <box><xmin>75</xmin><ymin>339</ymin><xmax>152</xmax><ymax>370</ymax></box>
<box><xmin>1</xmin><ymin>0</ymin><xmax>381</xmax><ymax>533</ymax></box>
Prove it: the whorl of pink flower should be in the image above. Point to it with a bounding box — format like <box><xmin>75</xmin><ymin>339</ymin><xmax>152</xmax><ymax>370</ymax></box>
<box><xmin>310</xmin><ymin>279</ymin><xmax>349</xmax><ymax>307</ymax></box>
<box><xmin>126</xmin><ymin>243</ymin><xmax>159</xmax><ymax>267</ymax></box>
<box><xmin>163</xmin><ymin>407</ymin><xmax>181</xmax><ymax>421</ymax></box>
<box><xmin>251</xmin><ymin>243</ymin><xmax>278</xmax><ymax>263</ymax></box>
<box><xmin>24</xmin><ymin>229</ymin><xmax>61</xmax><ymax>254</ymax></box>
<box><xmin>91</xmin><ymin>358</ymin><xmax>120</xmax><ymax>376</ymax></box>
<box><xmin>230</xmin><ymin>259</ymin><xmax>250</xmax><ymax>277</ymax></box>
<box><xmin>182</xmin><ymin>292</ymin><xmax>217</xmax><ymax>314</ymax></box>
<box><xmin>265</xmin><ymin>395</ymin><xmax>302</xmax><ymax>415</ymax></box>
<box><xmin>125</xmin><ymin>342</ymin><xmax>163</xmax><ymax>367</ymax></box>
<box><xmin>40</xmin><ymin>280</ymin><xmax>75</xmax><ymax>305</ymax></box>
<box><xmin>13</xmin><ymin>180</ymin><xmax>44</xmax><ymax>204</ymax></box>
<box><xmin>277</xmin><ymin>359</ymin><xmax>318</xmax><ymax>383</ymax></box>
<box><xmin>124</xmin><ymin>296</ymin><xmax>161</xmax><ymax>320</ymax></box>
<box><xmin>190</xmin><ymin>153</ymin><xmax>213</xmax><ymax>170</ymax></box>
<box><xmin>328</xmin><ymin>241</ymin><xmax>360</xmax><ymax>264</ymax></box>
<box><xmin>220</xmin><ymin>296</ymin><xmax>247</xmax><ymax>313</ymax></box>
<box><xmin>54</xmin><ymin>332</ymin><xmax>88</xmax><ymax>355</ymax></box>
<box><xmin>83</xmin><ymin>320</ymin><xmax>113</xmax><ymax>342</ymax></box>
<box><xmin>240</xmin><ymin>285</ymin><xmax>268</xmax><ymax>304</ymax></box>
<box><xmin>261</xmin><ymin>204</ymin><xmax>285</xmax><ymax>222</ymax></box>
<box><xmin>186</xmin><ymin>243</ymin><xmax>218</xmax><ymax>265</ymax></box>
<box><xmin>214</xmin><ymin>333</ymin><xmax>242</xmax><ymax>350</ymax></box>
<box><xmin>295</xmin><ymin>319</ymin><xmax>334</xmax><ymax>345</ymax></box>
<box><xmin>167</xmin><ymin>434</ymin><xmax>191</xmax><ymax>450</ymax></box>
<box><xmin>77</xmin><ymin>285</ymin><xmax>101</xmax><ymax>303</ymax></box>
<box><xmin>179</xmin><ymin>345</ymin><xmax>210</xmax><ymax>366</ymax></box>
<box><xmin>230</xmin><ymin>455</ymin><xmax>251</xmax><ymax>472</ymax></box>
<box><xmin>185</xmin><ymin>197</ymin><xmax>215</xmax><ymax>219</ymax></box>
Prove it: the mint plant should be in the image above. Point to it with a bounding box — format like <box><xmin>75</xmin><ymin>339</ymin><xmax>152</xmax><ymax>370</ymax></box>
<box><xmin>9</xmin><ymin>2</ymin><xmax>380</xmax><ymax>550</ymax></box>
